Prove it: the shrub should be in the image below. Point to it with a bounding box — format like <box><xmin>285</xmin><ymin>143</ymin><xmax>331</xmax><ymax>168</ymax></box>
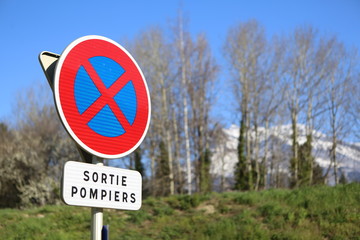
<box><xmin>166</xmin><ymin>194</ymin><xmax>202</xmax><ymax>211</ymax></box>
<box><xmin>126</xmin><ymin>210</ymin><xmax>150</xmax><ymax>224</ymax></box>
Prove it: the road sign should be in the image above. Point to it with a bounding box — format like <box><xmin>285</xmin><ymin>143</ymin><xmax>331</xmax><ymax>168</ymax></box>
<box><xmin>62</xmin><ymin>161</ymin><xmax>142</xmax><ymax>210</ymax></box>
<box><xmin>54</xmin><ymin>35</ymin><xmax>151</xmax><ymax>159</ymax></box>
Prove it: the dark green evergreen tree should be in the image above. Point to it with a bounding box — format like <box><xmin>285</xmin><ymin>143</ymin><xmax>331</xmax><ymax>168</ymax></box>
<box><xmin>298</xmin><ymin>134</ymin><xmax>314</xmax><ymax>186</ymax></box>
<box><xmin>339</xmin><ymin>171</ymin><xmax>348</xmax><ymax>184</ymax></box>
<box><xmin>134</xmin><ymin>147</ymin><xmax>144</xmax><ymax>177</ymax></box>
<box><xmin>199</xmin><ymin>148</ymin><xmax>212</xmax><ymax>193</ymax></box>
<box><xmin>312</xmin><ymin>163</ymin><xmax>325</xmax><ymax>185</ymax></box>
<box><xmin>0</xmin><ymin>122</ymin><xmax>8</xmax><ymax>133</ymax></box>
<box><xmin>133</xmin><ymin>147</ymin><xmax>151</xmax><ymax>197</ymax></box>
<box><xmin>290</xmin><ymin>124</ymin><xmax>299</xmax><ymax>188</ymax></box>
<box><xmin>258</xmin><ymin>160</ymin><xmax>266</xmax><ymax>189</ymax></box>
<box><xmin>234</xmin><ymin>119</ymin><xmax>249</xmax><ymax>190</ymax></box>
<box><xmin>155</xmin><ymin>141</ymin><xmax>170</xmax><ymax>196</ymax></box>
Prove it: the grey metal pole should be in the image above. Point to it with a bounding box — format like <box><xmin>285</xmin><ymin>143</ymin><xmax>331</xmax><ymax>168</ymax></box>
<box><xmin>91</xmin><ymin>156</ymin><xmax>103</xmax><ymax>240</ymax></box>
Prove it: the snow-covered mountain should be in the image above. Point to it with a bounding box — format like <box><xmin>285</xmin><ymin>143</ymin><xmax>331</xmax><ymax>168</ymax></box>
<box><xmin>211</xmin><ymin>124</ymin><xmax>360</xmax><ymax>188</ymax></box>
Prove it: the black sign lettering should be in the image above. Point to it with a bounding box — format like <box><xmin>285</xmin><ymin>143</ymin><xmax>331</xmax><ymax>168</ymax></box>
<box><xmin>130</xmin><ymin>193</ymin><xmax>136</xmax><ymax>203</ymax></box>
<box><xmin>83</xmin><ymin>171</ymin><xmax>90</xmax><ymax>181</ymax></box>
<box><xmin>123</xmin><ymin>192</ymin><xmax>128</xmax><ymax>202</ymax></box>
<box><xmin>114</xmin><ymin>191</ymin><xmax>120</xmax><ymax>201</ymax></box>
<box><xmin>80</xmin><ymin>187</ymin><xmax>86</xmax><ymax>198</ymax></box>
<box><xmin>71</xmin><ymin>186</ymin><xmax>78</xmax><ymax>197</ymax></box>
<box><xmin>101</xmin><ymin>189</ymin><xmax>107</xmax><ymax>200</ymax></box>
<box><xmin>122</xmin><ymin>176</ymin><xmax>127</xmax><ymax>186</ymax></box>
<box><xmin>90</xmin><ymin>188</ymin><xmax>98</xmax><ymax>199</ymax></box>
<box><xmin>109</xmin><ymin>174</ymin><xmax>114</xmax><ymax>184</ymax></box>
<box><xmin>92</xmin><ymin>172</ymin><xmax>98</xmax><ymax>182</ymax></box>
<box><xmin>101</xmin><ymin>173</ymin><xmax>107</xmax><ymax>184</ymax></box>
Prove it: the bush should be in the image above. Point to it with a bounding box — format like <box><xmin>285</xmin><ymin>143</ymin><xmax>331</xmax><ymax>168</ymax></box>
<box><xmin>234</xmin><ymin>192</ymin><xmax>257</xmax><ymax>205</ymax></box>
<box><xmin>166</xmin><ymin>194</ymin><xmax>203</xmax><ymax>211</ymax></box>
<box><xmin>126</xmin><ymin>210</ymin><xmax>150</xmax><ymax>224</ymax></box>
<box><xmin>259</xmin><ymin>202</ymin><xmax>285</xmax><ymax>220</ymax></box>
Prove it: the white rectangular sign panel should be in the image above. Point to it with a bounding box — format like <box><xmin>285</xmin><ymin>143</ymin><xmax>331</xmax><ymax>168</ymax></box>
<box><xmin>62</xmin><ymin>161</ymin><xmax>142</xmax><ymax>210</ymax></box>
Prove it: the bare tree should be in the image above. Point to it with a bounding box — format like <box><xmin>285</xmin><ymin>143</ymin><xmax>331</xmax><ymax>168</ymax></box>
<box><xmin>173</xmin><ymin>15</ymin><xmax>193</xmax><ymax>194</ymax></box>
<box><xmin>187</xmin><ymin>34</ymin><xmax>218</xmax><ymax>193</ymax></box>
<box><xmin>322</xmin><ymin>40</ymin><xmax>357</xmax><ymax>185</ymax></box>
<box><xmin>131</xmin><ymin>28</ymin><xmax>176</xmax><ymax>195</ymax></box>
<box><xmin>224</xmin><ymin>20</ymin><xmax>271</xmax><ymax>190</ymax></box>
<box><xmin>258</xmin><ymin>36</ymin><xmax>287</xmax><ymax>189</ymax></box>
<box><xmin>283</xmin><ymin>26</ymin><xmax>329</xmax><ymax>187</ymax></box>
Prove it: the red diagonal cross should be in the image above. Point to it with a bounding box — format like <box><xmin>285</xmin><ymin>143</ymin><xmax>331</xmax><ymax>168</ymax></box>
<box><xmin>80</xmin><ymin>59</ymin><xmax>132</xmax><ymax>131</ymax></box>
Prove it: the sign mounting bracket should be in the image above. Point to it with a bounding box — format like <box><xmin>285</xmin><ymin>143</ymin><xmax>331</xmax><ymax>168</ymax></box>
<box><xmin>38</xmin><ymin>51</ymin><xmax>59</xmax><ymax>89</ymax></box>
<box><xmin>38</xmin><ymin>51</ymin><xmax>93</xmax><ymax>164</ymax></box>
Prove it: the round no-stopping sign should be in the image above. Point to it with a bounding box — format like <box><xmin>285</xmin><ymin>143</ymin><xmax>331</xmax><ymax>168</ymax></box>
<box><xmin>54</xmin><ymin>35</ymin><xmax>151</xmax><ymax>159</ymax></box>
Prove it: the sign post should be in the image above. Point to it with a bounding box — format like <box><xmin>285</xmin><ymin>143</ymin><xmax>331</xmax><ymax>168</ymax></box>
<box><xmin>39</xmin><ymin>35</ymin><xmax>150</xmax><ymax>240</ymax></box>
<box><xmin>91</xmin><ymin>156</ymin><xmax>103</xmax><ymax>240</ymax></box>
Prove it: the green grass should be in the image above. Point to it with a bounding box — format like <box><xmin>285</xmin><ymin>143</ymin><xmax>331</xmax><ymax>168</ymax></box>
<box><xmin>1</xmin><ymin>183</ymin><xmax>359</xmax><ymax>240</ymax></box>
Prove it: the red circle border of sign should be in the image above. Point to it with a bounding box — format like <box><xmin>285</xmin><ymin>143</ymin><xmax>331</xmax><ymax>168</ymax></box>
<box><xmin>54</xmin><ymin>35</ymin><xmax>151</xmax><ymax>159</ymax></box>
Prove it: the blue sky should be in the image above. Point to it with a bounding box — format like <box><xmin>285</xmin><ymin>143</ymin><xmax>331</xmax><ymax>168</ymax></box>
<box><xmin>0</xmin><ymin>0</ymin><xmax>359</xmax><ymax>125</ymax></box>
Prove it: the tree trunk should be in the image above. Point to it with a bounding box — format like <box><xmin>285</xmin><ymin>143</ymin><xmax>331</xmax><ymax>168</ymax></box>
<box><xmin>291</xmin><ymin>110</ymin><xmax>299</xmax><ymax>188</ymax></box>
<box><xmin>262</xmin><ymin>119</ymin><xmax>270</xmax><ymax>189</ymax></box>
<box><xmin>166</xmin><ymin>130</ymin><xmax>175</xmax><ymax>194</ymax></box>
<box><xmin>172</xmin><ymin>104</ymin><xmax>183</xmax><ymax>194</ymax></box>
<box><xmin>332</xmin><ymin>135</ymin><xmax>338</xmax><ymax>185</ymax></box>
<box><xmin>254</xmin><ymin>123</ymin><xmax>260</xmax><ymax>191</ymax></box>
<box><xmin>178</xmin><ymin>19</ymin><xmax>192</xmax><ymax>195</ymax></box>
